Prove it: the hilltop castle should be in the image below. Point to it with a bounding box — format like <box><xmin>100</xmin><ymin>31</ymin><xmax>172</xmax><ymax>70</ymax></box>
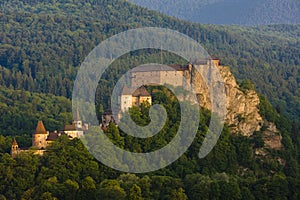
<box><xmin>101</xmin><ymin>57</ymin><xmax>220</xmax><ymax>127</ymax></box>
<box><xmin>11</xmin><ymin>121</ymin><xmax>55</xmax><ymax>157</ymax></box>
<box><xmin>129</xmin><ymin>57</ymin><xmax>220</xmax><ymax>89</ymax></box>
<box><xmin>11</xmin><ymin>115</ymin><xmax>88</xmax><ymax>157</ymax></box>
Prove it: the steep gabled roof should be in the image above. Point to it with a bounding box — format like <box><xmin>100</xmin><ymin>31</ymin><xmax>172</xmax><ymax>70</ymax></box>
<box><xmin>132</xmin><ymin>86</ymin><xmax>151</xmax><ymax>97</ymax></box>
<box><xmin>46</xmin><ymin>131</ymin><xmax>64</xmax><ymax>141</ymax></box>
<box><xmin>64</xmin><ymin>124</ymin><xmax>77</xmax><ymax>131</ymax></box>
<box><xmin>122</xmin><ymin>85</ymin><xmax>132</xmax><ymax>95</ymax></box>
<box><xmin>34</xmin><ymin>120</ymin><xmax>47</xmax><ymax>134</ymax></box>
<box><xmin>122</xmin><ymin>86</ymin><xmax>151</xmax><ymax>97</ymax></box>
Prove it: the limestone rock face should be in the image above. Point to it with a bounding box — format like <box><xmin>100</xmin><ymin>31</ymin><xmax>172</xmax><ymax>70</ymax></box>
<box><xmin>220</xmin><ymin>66</ymin><xmax>263</xmax><ymax>136</ymax></box>
<box><xmin>189</xmin><ymin>65</ymin><xmax>263</xmax><ymax>137</ymax></box>
<box><xmin>262</xmin><ymin>122</ymin><xmax>282</xmax><ymax>149</ymax></box>
<box><xmin>185</xmin><ymin>62</ymin><xmax>283</xmax><ymax>151</ymax></box>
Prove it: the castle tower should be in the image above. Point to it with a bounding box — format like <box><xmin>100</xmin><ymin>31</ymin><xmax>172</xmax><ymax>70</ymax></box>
<box><xmin>73</xmin><ymin>108</ymin><xmax>82</xmax><ymax>129</ymax></box>
<box><xmin>120</xmin><ymin>86</ymin><xmax>133</xmax><ymax>112</ymax></box>
<box><xmin>32</xmin><ymin>120</ymin><xmax>48</xmax><ymax>149</ymax></box>
<box><xmin>11</xmin><ymin>138</ymin><xmax>19</xmax><ymax>158</ymax></box>
<box><xmin>211</xmin><ymin>55</ymin><xmax>220</xmax><ymax>66</ymax></box>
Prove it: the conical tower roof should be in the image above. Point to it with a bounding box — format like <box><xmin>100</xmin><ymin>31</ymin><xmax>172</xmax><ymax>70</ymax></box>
<box><xmin>74</xmin><ymin>107</ymin><xmax>80</xmax><ymax>121</ymax></box>
<box><xmin>34</xmin><ymin>120</ymin><xmax>47</xmax><ymax>134</ymax></box>
<box><xmin>12</xmin><ymin>138</ymin><xmax>18</xmax><ymax>145</ymax></box>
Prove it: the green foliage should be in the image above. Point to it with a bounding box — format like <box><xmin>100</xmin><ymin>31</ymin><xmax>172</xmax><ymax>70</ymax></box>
<box><xmin>252</xmin><ymin>131</ymin><xmax>265</xmax><ymax>148</ymax></box>
<box><xmin>239</xmin><ymin>79</ymin><xmax>255</xmax><ymax>93</ymax></box>
<box><xmin>99</xmin><ymin>179</ymin><xmax>126</xmax><ymax>200</ymax></box>
<box><xmin>0</xmin><ymin>81</ymin><xmax>298</xmax><ymax>200</ymax></box>
<box><xmin>0</xmin><ymin>86</ymin><xmax>72</xmax><ymax>136</ymax></box>
<box><xmin>0</xmin><ymin>1</ymin><xmax>299</xmax><ymax>199</ymax></box>
<box><xmin>117</xmin><ymin>86</ymin><xmax>181</xmax><ymax>153</ymax></box>
<box><xmin>0</xmin><ymin>135</ymin><xmax>13</xmax><ymax>153</ymax></box>
<box><xmin>0</xmin><ymin>129</ymin><xmax>298</xmax><ymax>199</ymax></box>
<box><xmin>106</xmin><ymin>123</ymin><xmax>125</xmax><ymax>149</ymax></box>
<box><xmin>129</xmin><ymin>0</ymin><xmax>300</xmax><ymax>25</ymax></box>
<box><xmin>128</xmin><ymin>184</ymin><xmax>143</xmax><ymax>200</ymax></box>
<box><xmin>170</xmin><ymin>188</ymin><xmax>187</xmax><ymax>200</ymax></box>
<box><xmin>259</xmin><ymin>95</ymin><xmax>279</xmax><ymax>123</ymax></box>
<box><xmin>0</xmin><ymin>0</ymin><xmax>299</xmax><ymax>123</ymax></box>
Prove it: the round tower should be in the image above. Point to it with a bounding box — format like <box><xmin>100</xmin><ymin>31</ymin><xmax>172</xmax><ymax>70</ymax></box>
<box><xmin>11</xmin><ymin>138</ymin><xmax>19</xmax><ymax>158</ymax></box>
<box><xmin>32</xmin><ymin>120</ymin><xmax>48</xmax><ymax>149</ymax></box>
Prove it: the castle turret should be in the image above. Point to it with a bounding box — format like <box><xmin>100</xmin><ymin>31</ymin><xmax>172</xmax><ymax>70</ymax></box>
<box><xmin>11</xmin><ymin>138</ymin><xmax>19</xmax><ymax>158</ymax></box>
<box><xmin>32</xmin><ymin>120</ymin><xmax>48</xmax><ymax>149</ymax></box>
<box><xmin>211</xmin><ymin>55</ymin><xmax>220</xmax><ymax>66</ymax></box>
<box><xmin>73</xmin><ymin>108</ymin><xmax>82</xmax><ymax>129</ymax></box>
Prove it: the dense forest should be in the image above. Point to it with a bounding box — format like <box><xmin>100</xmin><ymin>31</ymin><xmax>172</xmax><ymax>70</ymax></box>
<box><xmin>129</xmin><ymin>0</ymin><xmax>300</xmax><ymax>25</ymax></box>
<box><xmin>0</xmin><ymin>0</ymin><xmax>300</xmax><ymax>199</ymax></box>
<box><xmin>0</xmin><ymin>86</ymin><xmax>299</xmax><ymax>199</ymax></box>
<box><xmin>0</xmin><ymin>86</ymin><xmax>72</xmax><ymax>136</ymax></box>
<box><xmin>0</xmin><ymin>0</ymin><xmax>300</xmax><ymax>123</ymax></box>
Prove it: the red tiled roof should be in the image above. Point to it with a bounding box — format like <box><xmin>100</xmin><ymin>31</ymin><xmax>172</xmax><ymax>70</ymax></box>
<box><xmin>64</xmin><ymin>124</ymin><xmax>77</xmax><ymax>131</ymax></box>
<box><xmin>46</xmin><ymin>132</ymin><xmax>60</xmax><ymax>141</ymax></box>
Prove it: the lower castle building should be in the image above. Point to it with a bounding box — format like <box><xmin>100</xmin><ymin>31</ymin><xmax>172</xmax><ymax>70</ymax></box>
<box><xmin>120</xmin><ymin>85</ymin><xmax>152</xmax><ymax>113</ymax></box>
<box><xmin>11</xmin><ymin>118</ymin><xmax>88</xmax><ymax>157</ymax></box>
<box><xmin>101</xmin><ymin>86</ymin><xmax>153</xmax><ymax>129</ymax></box>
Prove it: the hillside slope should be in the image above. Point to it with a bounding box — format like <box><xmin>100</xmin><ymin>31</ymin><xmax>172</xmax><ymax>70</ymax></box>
<box><xmin>0</xmin><ymin>0</ymin><xmax>299</xmax><ymax>121</ymax></box>
<box><xmin>0</xmin><ymin>86</ymin><xmax>72</xmax><ymax>136</ymax></box>
<box><xmin>0</xmin><ymin>1</ymin><xmax>299</xmax><ymax>199</ymax></box>
<box><xmin>129</xmin><ymin>0</ymin><xmax>300</xmax><ymax>25</ymax></box>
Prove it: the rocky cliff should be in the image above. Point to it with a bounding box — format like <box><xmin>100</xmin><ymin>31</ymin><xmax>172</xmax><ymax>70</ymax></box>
<box><xmin>188</xmin><ymin>61</ymin><xmax>281</xmax><ymax>151</ymax></box>
<box><xmin>189</xmin><ymin>63</ymin><xmax>263</xmax><ymax>137</ymax></box>
<box><xmin>218</xmin><ymin>66</ymin><xmax>263</xmax><ymax>137</ymax></box>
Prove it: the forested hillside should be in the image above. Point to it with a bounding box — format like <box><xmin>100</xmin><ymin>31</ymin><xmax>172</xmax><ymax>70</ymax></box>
<box><xmin>0</xmin><ymin>86</ymin><xmax>72</xmax><ymax>136</ymax></box>
<box><xmin>1</xmin><ymin>0</ymin><xmax>299</xmax><ymax>125</ymax></box>
<box><xmin>0</xmin><ymin>86</ymin><xmax>299</xmax><ymax>199</ymax></box>
<box><xmin>0</xmin><ymin>1</ymin><xmax>300</xmax><ymax>198</ymax></box>
<box><xmin>129</xmin><ymin>0</ymin><xmax>300</xmax><ymax>25</ymax></box>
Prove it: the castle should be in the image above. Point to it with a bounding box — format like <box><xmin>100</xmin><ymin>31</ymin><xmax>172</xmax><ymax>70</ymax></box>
<box><xmin>11</xmin><ymin>115</ymin><xmax>88</xmax><ymax>157</ymax></box>
<box><xmin>129</xmin><ymin>57</ymin><xmax>220</xmax><ymax>89</ymax></box>
<box><xmin>130</xmin><ymin>64</ymin><xmax>192</xmax><ymax>88</ymax></box>
<box><xmin>12</xmin><ymin>57</ymin><xmax>222</xmax><ymax>155</ymax></box>
<box><xmin>101</xmin><ymin>57</ymin><xmax>220</xmax><ymax>128</ymax></box>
